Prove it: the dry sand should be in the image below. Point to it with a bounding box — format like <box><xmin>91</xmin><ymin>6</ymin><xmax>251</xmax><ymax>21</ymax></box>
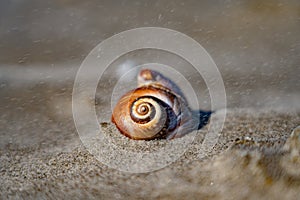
<box><xmin>1</xmin><ymin>88</ymin><xmax>299</xmax><ymax>199</ymax></box>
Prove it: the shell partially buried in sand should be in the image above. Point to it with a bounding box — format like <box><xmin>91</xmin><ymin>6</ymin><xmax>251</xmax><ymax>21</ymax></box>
<box><xmin>111</xmin><ymin>69</ymin><xmax>201</xmax><ymax>140</ymax></box>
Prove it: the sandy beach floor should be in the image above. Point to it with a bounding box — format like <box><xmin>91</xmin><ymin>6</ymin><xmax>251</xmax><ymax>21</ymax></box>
<box><xmin>1</xmin><ymin>1</ymin><xmax>300</xmax><ymax>199</ymax></box>
<box><xmin>1</xmin><ymin>87</ymin><xmax>299</xmax><ymax>199</ymax></box>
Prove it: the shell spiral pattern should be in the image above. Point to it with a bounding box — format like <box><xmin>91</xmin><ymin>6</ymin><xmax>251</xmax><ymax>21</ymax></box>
<box><xmin>111</xmin><ymin>69</ymin><xmax>198</xmax><ymax>140</ymax></box>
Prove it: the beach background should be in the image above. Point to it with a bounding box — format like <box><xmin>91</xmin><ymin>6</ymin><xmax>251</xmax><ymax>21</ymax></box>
<box><xmin>0</xmin><ymin>0</ymin><xmax>300</xmax><ymax>199</ymax></box>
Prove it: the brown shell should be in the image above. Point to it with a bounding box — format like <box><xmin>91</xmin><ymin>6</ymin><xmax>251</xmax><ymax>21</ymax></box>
<box><xmin>111</xmin><ymin>85</ymin><xmax>181</xmax><ymax>140</ymax></box>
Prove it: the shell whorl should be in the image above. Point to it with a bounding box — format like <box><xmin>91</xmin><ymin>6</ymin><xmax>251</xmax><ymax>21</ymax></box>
<box><xmin>130</xmin><ymin>97</ymin><xmax>157</xmax><ymax>124</ymax></box>
<box><xmin>112</xmin><ymin>85</ymin><xmax>180</xmax><ymax>140</ymax></box>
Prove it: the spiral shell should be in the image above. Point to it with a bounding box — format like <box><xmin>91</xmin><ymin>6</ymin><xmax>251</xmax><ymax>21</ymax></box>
<box><xmin>111</xmin><ymin>69</ymin><xmax>196</xmax><ymax>140</ymax></box>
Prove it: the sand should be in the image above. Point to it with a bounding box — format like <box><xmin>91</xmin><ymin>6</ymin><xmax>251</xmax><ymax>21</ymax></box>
<box><xmin>1</xmin><ymin>1</ymin><xmax>300</xmax><ymax>199</ymax></box>
<box><xmin>1</xmin><ymin>89</ymin><xmax>299</xmax><ymax>199</ymax></box>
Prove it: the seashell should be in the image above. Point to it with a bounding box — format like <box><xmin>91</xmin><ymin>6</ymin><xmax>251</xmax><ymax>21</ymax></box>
<box><xmin>111</xmin><ymin>69</ymin><xmax>211</xmax><ymax>140</ymax></box>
